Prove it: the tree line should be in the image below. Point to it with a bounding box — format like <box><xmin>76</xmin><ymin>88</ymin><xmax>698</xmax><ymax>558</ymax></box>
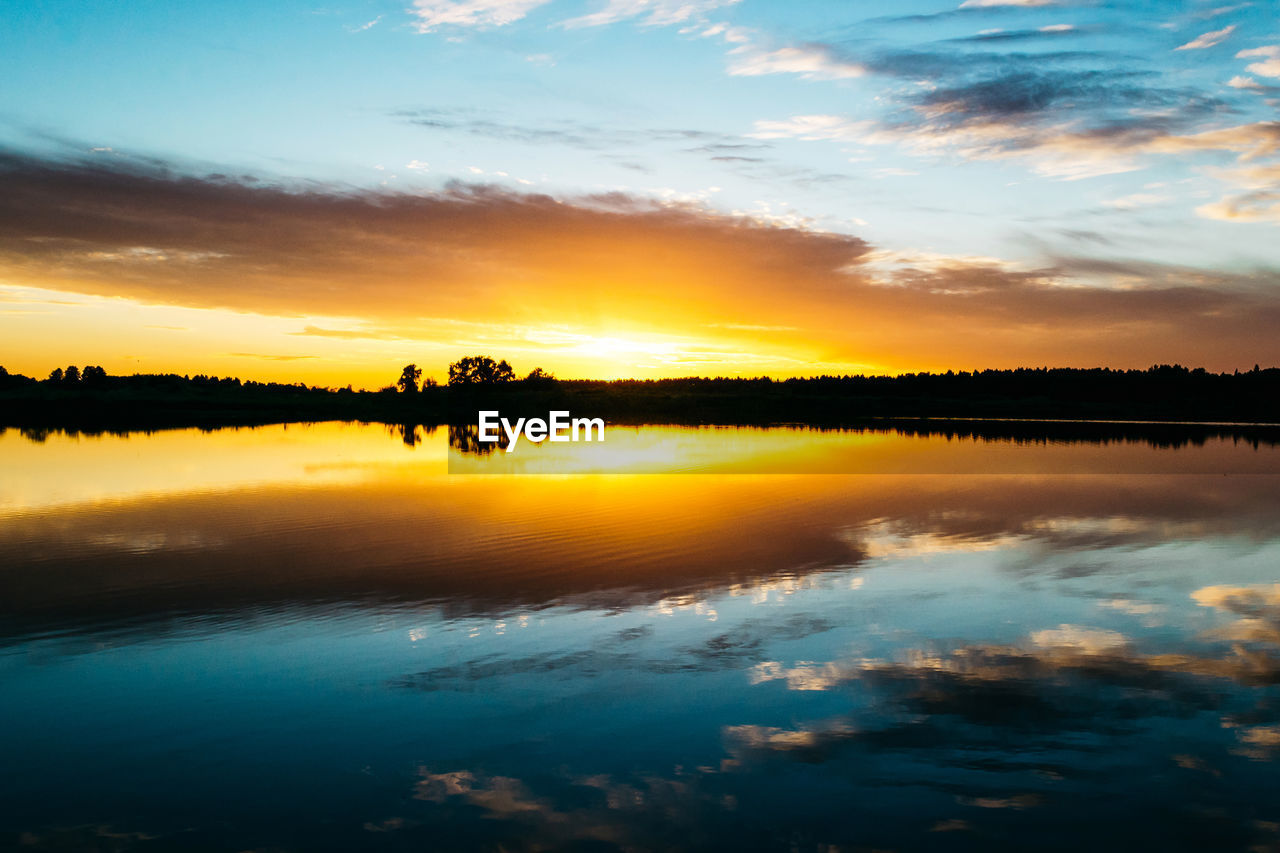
<box><xmin>393</xmin><ymin>356</ymin><xmax>553</xmax><ymax>393</ymax></box>
<box><xmin>3</xmin><ymin>358</ymin><xmax>1280</xmax><ymax>425</ymax></box>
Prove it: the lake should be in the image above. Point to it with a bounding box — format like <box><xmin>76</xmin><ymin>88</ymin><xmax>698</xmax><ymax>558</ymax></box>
<box><xmin>4</xmin><ymin>421</ymin><xmax>1280</xmax><ymax>851</ymax></box>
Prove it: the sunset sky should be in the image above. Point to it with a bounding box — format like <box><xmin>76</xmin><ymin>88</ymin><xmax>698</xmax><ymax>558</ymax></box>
<box><xmin>2</xmin><ymin>0</ymin><xmax>1279</xmax><ymax>386</ymax></box>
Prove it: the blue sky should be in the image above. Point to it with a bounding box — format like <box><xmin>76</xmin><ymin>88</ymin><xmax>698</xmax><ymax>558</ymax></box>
<box><xmin>1</xmin><ymin>0</ymin><xmax>1279</xmax><ymax>381</ymax></box>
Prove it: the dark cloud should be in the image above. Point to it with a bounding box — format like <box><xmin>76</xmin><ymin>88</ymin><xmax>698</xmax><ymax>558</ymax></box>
<box><xmin>860</xmin><ymin>48</ymin><xmax>1112</xmax><ymax>81</ymax></box>
<box><xmin>749</xmin><ymin>31</ymin><xmax>1232</xmax><ymax>143</ymax></box>
<box><xmin>2</xmin><ymin>149</ymin><xmax>1279</xmax><ymax>368</ymax></box>
<box><xmin>910</xmin><ymin>68</ymin><xmax>1225</xmax><ymax>126</ymax></box>
<box><xmin>0</xmin><ymin>148</ymin><xmax>868</xmax><ymax>322</ymax></box>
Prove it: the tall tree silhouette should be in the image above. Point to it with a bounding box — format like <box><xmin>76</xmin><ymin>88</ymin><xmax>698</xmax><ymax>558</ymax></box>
<box><xmin>448</xmin><ymin>356</ymin><xmax>515</xmax><ymax>386</ymax></box>
<box><xmin>397</xmin><ymin>363</ymin><xmax>422</xmax><ymax>393</ymax></box>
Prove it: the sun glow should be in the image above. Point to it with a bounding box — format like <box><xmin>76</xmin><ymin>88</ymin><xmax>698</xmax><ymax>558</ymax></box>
<box><xmin>2</xmin><ymin>278</ymin><xmax>884</xmax><ymax>385</ymax></box>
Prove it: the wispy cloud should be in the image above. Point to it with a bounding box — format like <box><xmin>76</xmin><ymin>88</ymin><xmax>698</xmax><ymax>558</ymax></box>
<box><xmin>395</xmin><ymin>108</ymin><xmax>720</xmax><ymax>150</ymax></box>
<box><xmin>753</xmin><ymin>113</ymin><xmax>1280</xmax><ymax>182</ymax></box>
<box><xmin>727</xmin><ymin>45</ymin><xmax>865</xmax><ymax>80</ymax></box>
<box><xmin>1103</xmin><ymin>192</ymin><xmax>1172</xmax><ymax>209</ymax></box>
<box><xmin>560</xmin><ymin>0</ymin><xmax>741</xmax><ymax>29</ymax></box>
<box><xmin>1197</xmin><ymin>191</ymin><xmax>1280</xmax><ymax>222</ymax></box>
<box><xmin>948</xmin><ymin>24</ymin><xmax>1080</xmax><ymax>43</ymax></box>
<box><xmin>1237</xmin><ymin>45</ymin><xmax>1280</xmax><ymax>78</ymax></box>
<box><xmin>1204</xmin><ymin>3</ymin><xmax>1252</xmax><ymax>18</ymax></box>
<box><xmin>958</xmin><ymin>0</ymin><xmax>1063</xmax><ymax>7</ymax></box>
<box><xmin>293</xmin><ymin>325</ymin><xmax>412</xmax><ymax>340</ymax></box>
<box><xmin>227</xmin><ymin>353</ymin><xmax>316</xmax><ymax>361</ymax></box>
<box><xmin>1175</xmin><ymin>24</ymin><xmax>1236</xmax><ymax>51</ymax></box>
<box><xmin>346</xmin><ymin>15</ymin><xmax>383</xmax><ymax>33</ymax></box>
<box><xmin>409</xmin><ymin>0</ymin><xmax>552</xmax><ymax>32</ymax></box>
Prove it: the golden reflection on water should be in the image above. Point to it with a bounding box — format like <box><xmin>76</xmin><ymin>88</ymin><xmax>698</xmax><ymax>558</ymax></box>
<box><xmin>0</xmin><ymin>422</ymin><xmax>443</xmax><ymax>513</ymax></box>
<box><xmin>6</xmin><ymin>424</ymin><xmax>1280</xmax><ymax>850</ymax></box>
<box><xmin>4</xmin><ymin>420</ymin><xmax>1280</xmax><ymax>636</ymax></box>
<box><xmin>3</xmin><ymin>420</ymin><xmax>1277</xmax><ymax>516</ymax></box>
<box><xmin>2</xmin><ymin>426</ymin><xmax>1280</xmax><ymax>636</ymax></box>
<box><xmin>448</xmin><ymin>422</ymin><xmax>1280</xmax><ymax>474</ymax></box>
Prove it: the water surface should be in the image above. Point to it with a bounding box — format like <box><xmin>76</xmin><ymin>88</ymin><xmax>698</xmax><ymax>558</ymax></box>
<box><xmin>4</xmin><ymin>422</ymin><xmax>1280</xmax><ymax>851</ymax></box>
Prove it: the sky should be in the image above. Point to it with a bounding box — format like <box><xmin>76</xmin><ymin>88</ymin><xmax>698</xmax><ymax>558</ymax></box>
<box><xmin>1</xmin><ymin>0</ymin><xmax>1279</xmax><ymax>386</ymax></box>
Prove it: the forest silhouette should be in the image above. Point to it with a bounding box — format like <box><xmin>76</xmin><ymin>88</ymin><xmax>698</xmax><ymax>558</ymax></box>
<box><xmin>3</xmin><ymin>359</ymin><xmax>1280</xmax><ymax>436</ymax></box>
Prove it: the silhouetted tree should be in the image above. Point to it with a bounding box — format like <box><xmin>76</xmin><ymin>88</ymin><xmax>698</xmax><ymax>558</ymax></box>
<box><xmin>63</xmin><ymin>365</ymin><xmax>80</xmax><ymax>384</ymax></box>
<box><xmin>523</xmin><ymin>366</ymin><xmax>556</xmax><ymax>388</ymax></box>
<box><xmin>421</xmin><ymin>376</ymin><xmax>439</xmax><ymax>391</ymax></box>
<box><xmin>448</xmin><ymin>356</ymin><xmax>515</xmax><ymax>387</ymax></box>
<box><xmin>448</xmin><ymin>423</ymin><xmax>505</xmax><ymax>455</ymax></box>
<box><xmin>397</xmin><ymin>363</ymin><xmax>422</xmax><ymax>393</ymax></box>
<box><xmin>81</xmin><ymin>365</ymin><xmax>107</xmax><ymax>386</ymax></box>
<box><xmin>46</xmin><ymin>367</ymin><xmax>63</xmax><ymax>384</ymax></box>
<box><xmin>393</xmin><ymin>423</ymin><xmax>420</xmax><ymax>447</ymax></box>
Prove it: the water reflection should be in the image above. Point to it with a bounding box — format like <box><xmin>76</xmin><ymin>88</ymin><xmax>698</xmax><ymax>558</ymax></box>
<box><xmin>448</xmin><ymin>422</ymin><xmax>507</xmax><ymax>455</ymax></box>
<box><xmin>444</xmin><ymin>421</ymin><xmax>1280</xmax><ymax>474</ymax></box>
<box><xmin>3</xmin><ymin>423</ymin><xmax>1280</xmax><ymax>851</ymax></box>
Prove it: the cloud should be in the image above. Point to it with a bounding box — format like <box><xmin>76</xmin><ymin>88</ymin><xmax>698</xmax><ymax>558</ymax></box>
<box><xmin>396</xmin><ymin>109</ymin><xmax>835</xmax><ymax>193</ymax></box>
<box><xmin>959</xmin><ymin>0</ymin><xmax>1063</xmax><ymax>7</ymax></box>
<box><xmin>1208</xmin><ymin>160</ymin><xmax>1280</xmax><ymax>189</ymax></box>
<box><xmin>727</xmin><ymin>45</ymin><xmax>865</xmax><ymax>80</ymax></box>
<box><xmin>292</xmin><ymin>325</ymin><xmax>411</xmax><ymax>340</ymax></box>
<box><xmin>717</xmin><ymin>20</ymin><xmax>1264</xmax><ymax>197</ymax></box>
<box><xmin>749</xmin><ymin>114</ymin><xmax>870</xmax><ymax>141</ymax></box>
<box><xmin>1205</xmin><ymin>3</ymin><xmax>1252</xmax><ymax>17</ymax></box>
<box><xmin>560</xmin><ymin>0</ymin><xmax>741</xmax><ymax>29</ymax></box>
<box><xmin>227</xmin><ymin>352</ymin><xmax>316</xmax><ymax>361</ymax></box>
<box><xmin>1191</xmin><ymin>583</ymin><xmax>1280</xmax><ymax>645</ymax></box>
<box><xmin>1103</xmin><ymin>192</ymin><xmax>1172</xmax><ymax>209</ymax></box>
<box><xmin>1192</xmin><ymin>583</ymin><xmax>1280</xmax><ymax>614</ymax></box>
<box><xmin>752</xmin><ymin>113</ymin><xmax>1280</xmax><ymax>180</ymax></box>
<box><xmin>394</xmin><ymin>108</ymin><xmax>719</xmax><ymax>150</ymax></box>
<box><xmin>3</xmin><ymin>150</ymin><xmax>1280</xmax><ymax>369</ymax></box>
<box><xmin>1175</xmin><ymin>24</ymin><xmax>1236</xmax><ymax>51</ymax></box>
<box><xmin>409</xmin><ymin>0</ymin><xmax>552</xmax><ymax>32</ymax></box>
<box><xmin>909</xmin><ymin>68</ymin><xmax>1198</xmax><ymax>120</ymax></box>
<box><xmin>948</xmin><ymin>25</ymin><xmax>1081</xmax><ymax>43</ymax></box>
<box><xmin>346</xmin><ymin>15</ymin><xmax>383</xmax><ymax>32</ymax></box>
<box><xmin>1237</xmin><ymin>45</ymin><xmax>1280</xmax><ymax>78</ymax></box>
<box><xmin>1197</xmin><ymin>190</ymin><xmax>1280</xmax><ymax>222</ymax></box>
<box><xmin>1229</xmin><ymin>75</ymin><xmax>1261</xmax><ymax>88</ymax></box>
<box><xmin>0</xmin><ymin>148</ymin><xmax>868</xmax><ymax>327</ymax></box>
<box><xmin>726</xmin><ymin>633</ymin><xmax>1280</xmax><ymax>782</ymax></box>
<box><xmin>1029</xmin><ymin>624</ymin><xmax>1128</xmax><ymax>654</ymax></box>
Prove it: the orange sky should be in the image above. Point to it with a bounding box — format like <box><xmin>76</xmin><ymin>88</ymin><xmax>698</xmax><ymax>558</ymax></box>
<box><xmin>3</xmin><ymin>155</ymin><xmax>1279</xmax><ymax>388</ymax></box>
